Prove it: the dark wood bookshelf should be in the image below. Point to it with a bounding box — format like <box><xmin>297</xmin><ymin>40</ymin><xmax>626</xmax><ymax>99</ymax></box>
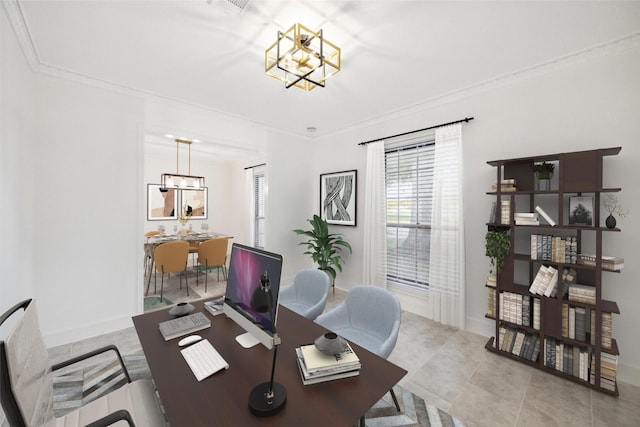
<box><xmin>485</xmin><ymin>147</ymin><xmax>622</xmax><ymax>396</ymax></box>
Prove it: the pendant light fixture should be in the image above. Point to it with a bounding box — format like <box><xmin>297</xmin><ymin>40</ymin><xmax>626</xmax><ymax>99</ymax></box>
<box><xmin>160</xmin><ymin>138</ymin><xmax>205</xmax><ymax>190</ymax></box>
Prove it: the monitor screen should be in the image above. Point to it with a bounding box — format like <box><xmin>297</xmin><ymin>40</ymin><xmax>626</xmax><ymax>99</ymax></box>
<box><xmin>223</xmin><ymin>243</ymin><xmax>283</xmax><ymax>348</ymax></box>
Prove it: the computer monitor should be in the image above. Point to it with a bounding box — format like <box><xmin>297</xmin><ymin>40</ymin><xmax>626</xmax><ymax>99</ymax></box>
<box><xmin>223</xmin><ymin>243</ymin><xmax>283</xmax><ymax>350</ymax></box>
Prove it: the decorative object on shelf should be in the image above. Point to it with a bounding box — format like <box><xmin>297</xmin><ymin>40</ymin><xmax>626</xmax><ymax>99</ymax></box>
<box><xmin>160</xmin><ymin>138</ymin><xmax>205</xmax><ymax>191</ymax></box>
<box><xmin>147</xmin><ymin>184</ymin><xmax>178</xmax><ymax>220</ymax></box>
<box><xmin>265</xmin><ymin>23</ymin><xmax>340</xmax><ymax>91</ymax></box>
<box><xmin>531</xmin><ymin>161</ymin><xmax>555</xmax><ymax>191</ymax></box>
<box><xmin>293</xmin><ymin>214</ymin><xmax>352</xmax><ymax>280</ymax></box>
<box><xmin>569</xmin><ymin>196</ymin><xmax>593</xmax><ymax>226</ymax></box>
<box><xmin>169</xmin><ymin>302</ymin><xmax>194</xmax><ymax>317</ymax></box>
<box><xmin>602</xmin><ymin>194</ymin><xmax>628</xmax><ymax>229</ymax></box>
<box><xmin>248</xmin><ymin>272</ymin><xmax>286</xmax><ymax>416</ymax></box>
<box><xmin>485</xmin><ymin>230</ymin><xmax>510</xmax><ymax>275</ymax></box>
<box><xmin>177</xmin><ymin>203</ymin><xmax>193</xmax><ymax>235</ymax></box>
<box><xmin>314</xmin><ymin>332</ymin><xmax>348</xmax><ymax>356</ymax></box>
<box><xmin>320</xmin><ymin>170</ymin><xmax>357</xmax><ymax>226</ymax></box>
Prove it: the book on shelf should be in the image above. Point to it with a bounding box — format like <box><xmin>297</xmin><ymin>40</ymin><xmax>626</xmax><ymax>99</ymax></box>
<box><xmin>158</xmin><ymin>312</ymin><xmax>211</xmax><ymax>341</ymax></box>
<box><xmin>515</xmin><ymin>212</ymin><xmax>539</xmax><ymax>225</ymax></box>
<box><xmin>534</xmin><ymin>205</ymin><xmax>556</xmax><ymax>226</ymax></box>
<box><xmin>568</xmin><ymin>284</ymin><xmax>596</xmax><ymax>305</ymax></box>
<box><xmin>500</xmin><ymin>200</ymin><xmax>511</xmax><ymax>224</ymax></box>
<box><xmin>491</xmin><ymin>180</ymin><xmax>517</xmax><ymax>192</ymax></box>
<box><xmin>577</xmin><ymin>254</ymin><xmax>624</xmax><ymax>271</ymax></box>
<box><xmin>529</xmin><ymin>265</ymin><xmax>557</xmax><ymax>296</ymax></box>
<box><xmin>486</xmin><ymin>275</ymin><xmax>496</xmax><ymax>287</ymax></box>
<box><xmin>298</xmin><ymin>342</ymin><xmax>361</xmax><ymax>374</ymax></box>
<box><xmin>203</xmin><ymin>297</ymin><xmax>225</xmax><ymax>316</ymax></box>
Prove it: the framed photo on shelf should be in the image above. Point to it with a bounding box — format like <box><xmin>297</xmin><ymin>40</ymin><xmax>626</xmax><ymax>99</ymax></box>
<box><xmin>320</xmin><ymin>170</ymin><xmax>357</xmax><ymax>226</ymax></box>
<box><xmin>147</xmin><ymin>184</ymin><xmax>178</xmax><ymax>220</ymax></box>
<box><xmin>569</xmin><ymin>196</ymin><xmax>593</xmax><ymax>226</ymax></box>
<box><xmin>180</xmin><ymin>188</ymin><xmax>208</xmax><ymax>220</ymax></box>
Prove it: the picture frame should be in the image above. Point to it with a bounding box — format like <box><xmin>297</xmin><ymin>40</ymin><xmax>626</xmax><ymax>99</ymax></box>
<box><xmin>147</xmin><ymin>184</ymin><xmax>178</xmax><ymax>221</ymax></box>
<box><xmin>569</xmin><ymin>196</ymin><xmax>593</xmax><ymax>226</ymax></box>
<box><xmin>180</xmin><ymin>187</ymin><xmax>208</xmax><ymax>220</ymax></box>
<box><xmin>320</xmin><ymin>170</ymin><xmax>357</xmax><ymax>226</ymax></box>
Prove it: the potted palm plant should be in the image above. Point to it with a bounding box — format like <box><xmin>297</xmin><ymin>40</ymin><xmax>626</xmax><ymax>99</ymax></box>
<box><xmin>293</xmin><ymin>215</ymin><xmax>352</xmax><ymax>281</ymax></box>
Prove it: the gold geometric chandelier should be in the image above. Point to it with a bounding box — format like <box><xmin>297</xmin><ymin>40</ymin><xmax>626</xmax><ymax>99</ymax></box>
<box><xmin>160</xmin><ymin>138</ymin><xmax>205</xmax><ymax>191</ymax></box>
<box><xmin>265</xmin><ymin>23</ymin><xmax>340</xmax><ymax>91</ymax></box>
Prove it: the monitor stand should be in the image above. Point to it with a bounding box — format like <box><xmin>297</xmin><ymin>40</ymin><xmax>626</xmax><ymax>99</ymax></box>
<box><xmin>236</xmin><ymin>332</ymin><xmax>260</xmax><ymax>348</ymax></box>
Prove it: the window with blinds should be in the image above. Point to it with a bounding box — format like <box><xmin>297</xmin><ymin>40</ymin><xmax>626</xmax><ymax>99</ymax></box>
<box><xmin>385</xmin><ymin>139</ymin><xmax>434</xmax><ymax>291</ymax></box>
<box><xmin>254</xmin><ymin>172</ymin><xmax>265</xmax><ymax>249</ymax></box>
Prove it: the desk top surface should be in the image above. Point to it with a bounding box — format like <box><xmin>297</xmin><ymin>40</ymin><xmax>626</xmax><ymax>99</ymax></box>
<box><xmin>133</xmin><ymin>301</ymin><xmax>407</xmax><ymax>427</ymax></box>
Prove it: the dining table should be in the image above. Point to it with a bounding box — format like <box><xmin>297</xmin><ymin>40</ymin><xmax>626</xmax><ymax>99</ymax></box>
<box><xmin>144</xmin><ymin>232</ymin><xmax>232</xmax><ymax>296</ymax></box>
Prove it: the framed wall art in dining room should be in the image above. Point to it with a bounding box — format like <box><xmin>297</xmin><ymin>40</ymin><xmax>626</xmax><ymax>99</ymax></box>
<box><xmin>180</xmin><ymin>188</ymin><xmax>208</xmax><ymax>219</ymax></box>
<box><xmin>320</xmin><ymin>169</ymin><xmax>357</xmax><ymax>226</ymax></box>
<box><xmin>147</xmin><ymin>184</ymin><xmax>178</xmax><ymax>220</ymax></box>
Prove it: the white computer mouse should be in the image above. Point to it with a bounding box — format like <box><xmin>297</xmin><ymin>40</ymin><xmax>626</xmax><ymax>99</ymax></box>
<box><xmin>178</xmin><ymin>335</ymin><xmax>202</xmax><ymax>347</ymax></box>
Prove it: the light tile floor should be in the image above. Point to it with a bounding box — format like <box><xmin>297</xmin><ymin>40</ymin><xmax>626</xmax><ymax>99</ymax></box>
<box><xmin>46</xmin><ymin>279</ymin><xmax>640</xmax><ymax>427</ymax></box>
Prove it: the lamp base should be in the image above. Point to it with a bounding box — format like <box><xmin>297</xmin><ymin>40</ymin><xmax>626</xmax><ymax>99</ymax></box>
<box><xmin>248</xmin><ymin>382</ymin><xmax>287</xmax><ymax>417</ymax></box>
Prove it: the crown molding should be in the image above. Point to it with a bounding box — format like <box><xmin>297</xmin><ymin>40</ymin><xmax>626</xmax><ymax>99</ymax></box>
<box><xmin>321</xmin><ymin>31</ymin><xmax>640</xmax><ymax>141</ymax></box>
<box><xmin>4</xmin><ymin>0</ymin><xmax>639</xmax><ymax>141</ymax></box>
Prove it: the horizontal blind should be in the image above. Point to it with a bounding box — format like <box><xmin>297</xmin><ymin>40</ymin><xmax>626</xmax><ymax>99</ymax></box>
<box><xmin>254</xmin><ymin>173</ymin><xmax>265</xmax><ymax>249</ymax></box>
<box><xmin>385</xmin><ymin>138</ymin><xmax>434</xmax><ymax>290</ymax></box>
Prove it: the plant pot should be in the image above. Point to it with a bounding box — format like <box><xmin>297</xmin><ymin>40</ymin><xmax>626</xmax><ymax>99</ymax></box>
<box><xmin>605</xmin><ymin>214</ymin><xmax>617</xmax><ymax>229</ymax></box>
<box><xmin>536</xmin><ymin>177</ymin><xmax>551</xmax><ymax>191</ymax></box>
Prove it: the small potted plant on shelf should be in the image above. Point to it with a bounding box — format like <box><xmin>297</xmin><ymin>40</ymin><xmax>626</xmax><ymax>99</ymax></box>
<box><xmin>485</xmin><ymin>230</ymin><xmax>510</xmax><ymax>281</ymax></box>
<box><xmin>602</xmin><ymin>194</ymin><xmax>628</xmax><ymax>229</ymax></box>
<box><xmin>293</xmin><ymin>215</ymin><xmax>352</xmax><ymax>282</ymax></box>
<box><xmin>531</xmin><ymin>161</ymin><xmax>555</xmax><ymax>191</ymax></box>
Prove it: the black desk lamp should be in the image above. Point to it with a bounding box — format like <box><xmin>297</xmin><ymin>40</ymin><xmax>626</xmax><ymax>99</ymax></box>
<box><xmin>248</xmin><ymin>271</ymin><xmax>287</xmax><ymax>416</ymax></box>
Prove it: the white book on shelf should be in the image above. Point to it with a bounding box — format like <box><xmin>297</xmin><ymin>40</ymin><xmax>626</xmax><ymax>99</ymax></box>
<box><xmin>543</xmin><ymin>267</ymin><xmax>559</xmax><ymax>297</ymax></box>
<box><xmin>535</xmin><ymin>205</ymin><xmax>556</xmax><ymax>227</ymax></box>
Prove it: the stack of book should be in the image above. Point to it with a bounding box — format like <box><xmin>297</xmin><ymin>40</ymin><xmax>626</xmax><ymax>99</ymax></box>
<box><xmin>591</xmin><ymin>351</ymin><xmax>618</xmax><ymax>392</ymax></box>
<box><xmin>204</xmin><ymin>298</ymin><xmax>224</xmax><ymax>316</ymax></box>
<box><xmin>528</xmin><ymin>265</ymin><xmax>558</xmax><ymax>297</ymax></box>
<box><xmin>514</xmin><ymin>212</ymin><xmax>539</xmax><ymax>225</ymax></box>
<box><xmin>491</xmin><ymin>179</ymin><xmax>516</xmax><ymax>192</ymax></box>
<box><xmin>486</xmin><ymin>275</ymin><xmax>496</xmax><ymax>287</ymax></box>
<box><xmin>487</xmin><ymin>287</ymin><xmax>496</xmax><ymax>318</ymax></box>
<box><xmin>501</xmin><ymin>200</ymin><xmax>511</xmax><ymax>224</ymax></box>
<box><xmin>497</xmin><ymin>326</ymin><xmax>540</xmax><ymax>362</ymax></box>
<box><xmin>544</xmin><ymin>338</ymin><xmax>591</xmax><ymax>381</ymax></box>
<box><xmin>577</xmin><ymin>254</ymin><xmax>624</xmax><ymax>271</ymax></box>
<box><xmin>295</xmin><ymin>342</ymin><xmax>361</xmax><ymax>385</ymax></box>
<box><xmin>601</xmin><ymin>312</ymin><xmax>613</xmax><ymax>349</ymax></box>
<box><xmin>568</xmin><ymin>284</ymin><xmax>596</xmax><ymax>305</ymax></box>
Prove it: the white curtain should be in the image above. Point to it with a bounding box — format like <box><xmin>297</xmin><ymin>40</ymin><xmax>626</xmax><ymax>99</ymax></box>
<box><xmin>362</xmin><ymin>140</ymin><xmax>388</xmax><ymax>287</ymax></box>
<box><xmin>244</xmin><ymin>168</ymin><xmax>254</xmax><ymax>246</ymax></box>
<box><xmin>427</xmin><ymin>124</ymin><xmax>466</xmax><ymax>328</ymax></box>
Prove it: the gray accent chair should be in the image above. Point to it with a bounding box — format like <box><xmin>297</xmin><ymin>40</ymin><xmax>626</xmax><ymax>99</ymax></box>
<box><xmin>315</xmin><ymin>285</ymin><xmax>402</xmax><ymax>419</ymax></box>
<box><xmin>279</xmin><ymin>269</ymin><xmax>330</xmax><ymax>320</ymax></box>
<box><xmin>0</xmin><ymin>299</ymin><xmax>166</xmax><ymax>427</ymax></box>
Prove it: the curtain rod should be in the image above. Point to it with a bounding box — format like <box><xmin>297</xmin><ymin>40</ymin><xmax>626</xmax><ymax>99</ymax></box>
<box><xmin>244</xmin><ymin>163</ymin><xmax>266</xmax><ymax>170</ymax></box>
<box><xmin>358</xmin><ymin>117</ymin><xmax>474</xmax><ymax>146</ymax></box>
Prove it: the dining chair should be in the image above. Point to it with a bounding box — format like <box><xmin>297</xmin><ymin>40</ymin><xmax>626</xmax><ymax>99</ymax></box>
<box><xmin>195</xmin><ymin>237</ymin><xmax>229</xmax><ymax>292</ymax></box>
<box><xmin>1</xmin><ymin>299</ymin><xmax>165</xmax><ymax>427</ymax></box>
<box><xmin>279</xmin><ymin>269</ymin><xmax>330</xmax><ymax>320</ymax></box>
<box><xmin>154</xmin><ymin>240</ymin><xmax>190</xmax><ymax>301</ymax></box>
<box><xmin>315</xmin><ymin>285</ymin><xmax>402</xmax><ymax>421</ymax></box>
<box><xmin>143</xmin><ymin>230</ymin><xmax>161</xmax><ymax>272</ymax></box>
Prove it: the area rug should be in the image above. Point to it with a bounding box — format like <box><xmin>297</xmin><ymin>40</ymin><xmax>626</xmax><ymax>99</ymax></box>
<box><xmin>143</xmin><ymin>296</ymin><xmax>173</xmax><ymax>312</ymax></box>
<box><xmin>53</xmin><ymin>351</ymin><xmax>464</xmax><ymax>426</ymax></box>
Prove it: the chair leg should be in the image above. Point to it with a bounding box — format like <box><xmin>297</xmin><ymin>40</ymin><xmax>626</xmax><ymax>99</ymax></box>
<box><xmin>360</xmin><ymin>415</ymin><xmax>365</xmax><ymax>427</ymax></box>
<box><xmin>389</xmin><ymin>388</ymin><xmax>400</xmax><ymax>412</ymax></box>
<box><xmin>160</xmin><ymin>273</ymin><xmax>164</xmax><ymax>302</ymax></box>
<box><xmin>204</xmin><ymin>262</ymin><xmax>209</xmax><ymax>293</ymax></box>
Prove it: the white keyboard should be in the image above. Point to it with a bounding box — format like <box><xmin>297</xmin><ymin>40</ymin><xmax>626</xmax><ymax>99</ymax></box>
<box><xmin>180</xmin><ymin>339</ymin><xmax>229</xmax><ymax>381</ymax></box>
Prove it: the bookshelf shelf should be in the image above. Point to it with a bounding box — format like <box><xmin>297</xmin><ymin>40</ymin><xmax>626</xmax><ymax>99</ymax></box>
<box><xmin>485</xmin><ymin>147</ymin><xmax>622</xmax><ymax>396</ymax></box>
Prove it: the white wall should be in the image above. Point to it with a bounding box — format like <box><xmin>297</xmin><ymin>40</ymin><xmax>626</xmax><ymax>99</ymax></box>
<box><xmin>0</xmin><ymin>2</ymin><xmax>36</xmax><ymax>315</ymax></box>
<box><xmin>314</xmin><ymin>44</ymin><xmax>640</xmax><ymax>384</ymax></box>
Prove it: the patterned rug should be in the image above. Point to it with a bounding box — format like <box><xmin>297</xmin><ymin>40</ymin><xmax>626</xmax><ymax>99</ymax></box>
<box><xmin>52</xmin><ymin>351</ymin><xmax>464</xmax><ymax>426</ymax></box>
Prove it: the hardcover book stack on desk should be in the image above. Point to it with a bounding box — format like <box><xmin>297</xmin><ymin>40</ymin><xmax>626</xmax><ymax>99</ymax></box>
<box><xmin>158</xmin><ymin>312</ymin><xmax>211</xmax><ymax>341</ymax></box>
<box><xmin>295</xmin><ymin>342</ymin><xmax>361</xmax><ymax>385</ymax></box>
<box><xmin>203</xmin><ymin>298</ymin><xmax>224</xmax><ymax>316</ymax></box>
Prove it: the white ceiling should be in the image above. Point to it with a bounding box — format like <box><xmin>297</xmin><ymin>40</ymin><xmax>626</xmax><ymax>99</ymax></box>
<box><xmin>11</xmin><ymin>0</ymin><xmax>640</xmax><ymax>143</ymax></box>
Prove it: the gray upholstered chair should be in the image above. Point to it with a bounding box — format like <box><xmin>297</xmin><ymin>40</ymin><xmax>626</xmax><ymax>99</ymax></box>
<box><xmin>315</xmin><ymin>285</ymin><xmax>402</xmax><ymax>414</ymax></box>
<box><xmin>0</xmin><ymin>299</ymin><xmax>165</xmax><ymax>427</ymax></box>
<box><xmin>279</xmin><ymin>269</ymin><xmax>330</xmax><ymax>320</ymax></box>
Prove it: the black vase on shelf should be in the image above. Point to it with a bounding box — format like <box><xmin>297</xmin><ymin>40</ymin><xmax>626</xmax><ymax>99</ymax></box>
<box><xmin>605</xmin><ymin>214</ymin><xmax>617</xmax><ymax>229</ymax></box>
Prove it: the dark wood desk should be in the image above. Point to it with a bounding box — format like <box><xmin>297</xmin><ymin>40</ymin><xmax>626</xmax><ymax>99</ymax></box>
<box><xmin>133</xmin><ymin>301</ymin><xmax>407</xmax><ymax>426</ymax></box>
